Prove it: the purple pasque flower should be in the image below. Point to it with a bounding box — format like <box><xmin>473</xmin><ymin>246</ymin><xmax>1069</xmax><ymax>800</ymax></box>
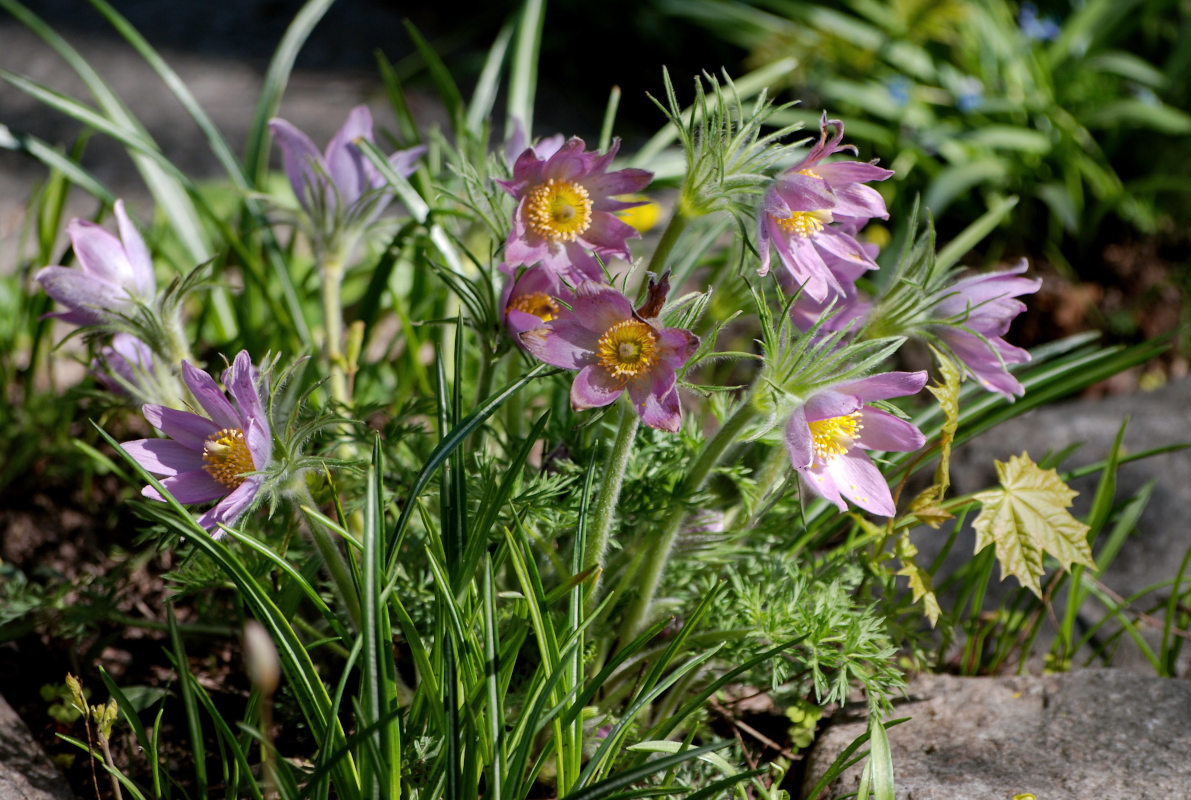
<box><xmin>498</xmin><ymin>263</ymin><xmax>575</xmax><ymax>342</ymax></box>
<box><xmin>498</xmin><ymin>137</ymin><xmax>652</xmax><ymax>283</ymax></box>
<box><xmin>269</xmin><ymin>105</ymin><xmax>425</xmax><ymax>230</ymax></box>
<box><xmin>519</xmin><ymin>274</ymin><xmax>699</xmax><ymax>432</ymax></box>
<box><xmin>785</xmin><ymin>371</ymin><xmax>927</xmax><ymax>517</ymax></box>
<box><xmin>36</xmin><ymin>199</ymin><xmax>155</xmax><ymax>326</ymax></box>
<box><xmin>122</xmin><ymin>351</ymin><xmax>271</xmax><ymax>534</ymax></box>
<box><xmin>931</xmin><ymin>260</ymin><xmax>1040</xmax><ymax>398</ymax></box>
<box><xmin>758</xmin><ymin>115</ymin><xmax>892</xmax><ymax>302</ymax></box>
<box><xmin>778</xmin><ymin>246</ymin><xmax>873</xmax><ymax>334</ymax></box>
<box><xmin>94</xmin><ymin>333</ymin><xmax>157</xmax><ymax>398</ymax></box>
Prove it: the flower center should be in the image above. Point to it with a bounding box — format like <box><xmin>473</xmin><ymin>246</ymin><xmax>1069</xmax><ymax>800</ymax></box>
<box><xmin>596</xmin><ymin>319</ymin><xmax>658</xmax><ymax>380</ymax></box>
<box><xmin>202</xmin><ymin>427</ymin><xmax>255</xmax><ymax>489</ymax></box>
<box><xmin>798</xmin><ymin>168</ymin><xmax>822</xmax><ymax>179</ymax></box>
<box><xmin>525</xmin><ymin>179</ymin><xmax>593</xmax><ymax>242</ymax></box>
<box><xmin>508</xmin><ymin>291</ymin><xmax>560</xmax><ymax>322</ymax></box>
<box><xmin>772</xmin><ymin>209</ymin><xmax>833</xmax><ymax>238</ymax></box>
<box><xmin>808</xmin><ymin>412</ymin><xmax>864</xmax><ymax>464</ymax></box>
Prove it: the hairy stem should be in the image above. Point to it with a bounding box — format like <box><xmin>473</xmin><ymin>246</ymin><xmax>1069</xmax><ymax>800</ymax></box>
<box><xmin>320</xmin><ymin>248</ymin><xmax>350</xmax><ymax>410</ymax></box>
<box><xmin>645</xmin><ymin>207</ymin><xmax>690</xmax><ymax>276</ymax></box>
<box><xmin>619</xmin><ymin>397</ymin><xmax>757</xmax><ymax>640</ymax></box>
<box><xmin>585</xmin><ymin>401</ymin><xmax>640</xmax><ymax>611</ymax></box>
<box><xmin>293</xmin><ymin>479</ymin><xmax>362</xmax><ymax>631</ymax></box>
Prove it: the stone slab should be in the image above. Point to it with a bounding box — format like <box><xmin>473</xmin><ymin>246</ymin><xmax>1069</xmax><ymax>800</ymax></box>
<box><xmin>0</xmin><ymin>692</ymin><xmax>73</xmax><ymax>800</ymax></box>
<box><xmin>802</xmin><ymin>669</ymin><xmax>1191</xmax><ymax>800</ymax></box>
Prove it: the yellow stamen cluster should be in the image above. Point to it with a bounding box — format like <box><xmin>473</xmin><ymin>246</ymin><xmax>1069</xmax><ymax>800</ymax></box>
<box><xmin>798</xmin><ymin>168</ymin><xmax>823</xmax><ymax>179</ymax></box>
<box><xmin>772</xmin><ymin>209</ymin><xmax>832</xmax><ymax>239</ymax></box>
<box><xmin>808</xmin><ymin>412</ymin><xmax>864</xmax><ymax>464</ymax></box>
<box><xmin>525</xmin><ymin>179</ymin><xmax>593</xmax><ymax>242</ymax></box>
<box><xmin>508</xmin><ymin>292</ymin><xmax>560</xmax><ymax>322</ymax></box>
<box><xmin>596</xmin><ymin>319</ymin><xmax>658</xmax><ymax>380</ymax></box>
<box><xmin>202</xmin><ymin>427</ymin><xmax>255</xmax><ymax>489</ymax></box>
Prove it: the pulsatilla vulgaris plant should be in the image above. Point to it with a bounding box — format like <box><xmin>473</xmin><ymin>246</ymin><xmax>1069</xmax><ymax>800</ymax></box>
<box><xmin>5</xmin><ymin>1</ymin><xmax>1161</xmax><ymax>798</ymax></box>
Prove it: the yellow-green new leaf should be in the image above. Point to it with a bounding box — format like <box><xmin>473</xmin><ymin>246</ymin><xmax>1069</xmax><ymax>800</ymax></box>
<box><xmin>910</xmin><ymin>349</ymin><xmax>961</xmax><ymax>527</ymax></box>
<box><xmin>894</xmin><ymin>531</ymin><xmax>941</xmax><ymax>627</ymax></box>
<box><xmin>971</xmin><ymin>453</ymin><xmax>1095</xmax><ymax>596</ymax></box>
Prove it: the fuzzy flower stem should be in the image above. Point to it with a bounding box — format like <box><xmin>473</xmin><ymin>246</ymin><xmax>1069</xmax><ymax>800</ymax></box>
<box><xmin>293</xmin><ymin>479</ymin><xmax>362</xmax><ymax>631</ymax></box>
<box><xmin>585</xmin><ymin>401</ymin><xmax>640</xmax><ymax>612</ymax></box>
<box><xmin>645</xmin><ymin>207</ymin><xmax>690</xmax><ymax>276</ymax></box>
<box><xmin>320</xmin><ymin>248</ymin><xmax>351</xmax><ymax>410</ymax></box>
<box><xmin>619</xmin><ymin>397</ymin><xmax>757</xmax><ymax>641</ymax></box>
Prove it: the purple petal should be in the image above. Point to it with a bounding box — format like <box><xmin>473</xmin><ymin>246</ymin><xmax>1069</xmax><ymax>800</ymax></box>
<box><xmin>657</xmin><ymin>327</ymin><xmax>699</xmax><ymax>370</ymax></box>
<box><xmin>571</xmin><ymin>365</ymin><xmax>624</xmax><ymax>410</ymax></box>
<box><xmin>580</xmin><ymin>211</ymin><xmax>639</xmax><ymax>260</ymax></box>
<box><xmin>520</xmin><ymin>318</ymin><xmax>598</xmax><ymax>369</ymax></box>
<box><xmin>181</xmin><ymin>361</ymin><xmax>240</xmax><ymax>430</ymax></box>
<box><xmin>631</xmin><ymin>380</ymin><xmax>682</xmax><ymax>432</ymax></box>
<box><xmin>154</xmin><ymin>471</ymin><xmax>228</xmax><ymax>504</ymax></box>
<box><xmin>35</xmin><ymin>266</ymin><xmax>134</xmax><ymax>325</ymax></box>
<box><xmin>245</xmin><ymin>417</ymin><xmax>272</xmax><ymax>469</ymax></box>
<box><xmin>584</xmin><ymin>167</ymin><xmax>654</xmax><ymax>202</ymax></box>
<box><xmin>831</xmin><ymin>371</ymin><xmax>928</xmax><ymax>402</ymax></box>
<box><xmin>68</xmin><ymin>219</ymin><xmax>136</xmax><ymax>287</ymax></box>
<box><xmin>814</xmin><ymin>161</ymin><xmax>894</xmax><ymax>186</ymax></box>
<box><xmin>829</xmin><ymin>183</ymin><xmax>890</xmax><ymax>221</ymax></box>
<box><xmin>570</xmin><ymin>285</ymin><xmax>634</xmax><ymax>334</ymax></box>
<box><xmin>799</xmin><ymin>461</ymin><xmax>847</xmax><ymax>511</ymax></box>
<box><xmin>324</xmin><ymin>105</ymin><xmax>375</xmax><ymax>203</ymax></box>
<box><xmin>387</xmin><ymin>145</ymin><xmax>427</xmax><ymax>180</ymax></box>
<box><xmin>856</xmin><ymin>408</ymin><xmax>926</xmax><ymax>453</ymax></box>
<box><xmin>114</xmin><ymin>200</ymin><xmax>155</xmax><ymax>298</ymax></box>
<box><xmin>784</xmin><ymin>406</ymin><xmax>813</xmax><ymax>469</ymax></box>
<box><xmin>773</xmin><ymin>174</ymin><xmax>837</xmax><ymax>211</ymax></box>
<box><xmin>825</xmin><ymin>452</ymin><xmax>896</xmax><ymax>517</ymax></box>
<box><xmin>122</xmin><ymin>438</ymin><xmax>205</xmax><ymax>476</ymax></box>
<box><xmin>142</xmin><ymin>405</ymin><xmax>219</xmax><ymax>450</ymax></box>
<box><xmin>805</xmin><ymin>390</ymin><xmax>863</xmax><ymax>422</ymax></box>
<box><xmin>268</xmin><ymin>117</ymin><xmax>324</xmax><ymax>211</ymax></box>
<box><xmin>196</xmin><ymin>478</ymin><xmax>261</xmax><ymax>533</ymax></box>
<box><xmin>226</xmin><ymin>351</ymin><xmax>266</xmax><ymax>429</ymax></box>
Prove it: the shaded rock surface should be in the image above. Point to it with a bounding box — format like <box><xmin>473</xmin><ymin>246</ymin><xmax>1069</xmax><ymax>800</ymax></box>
<box><xmin>803</xmin><ymin>669</ymin><xmax>1191</xmax><ymax>800</ymax></box>
<box><xmin>0</xmin><ymin>693</ymin><xmax>73</xmax><ymax>800</ymax></box>
<box><xmin>912</xmin><ymin>375</ymin><xmax>1191</xmax><ymax>671</ymax></box>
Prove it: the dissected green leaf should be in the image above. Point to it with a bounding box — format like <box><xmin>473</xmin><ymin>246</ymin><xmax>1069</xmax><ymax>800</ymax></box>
<box><xmin>971</xmin><ymin>453</ymin><xmax>1095</xmax><ymax>596</ymax></box>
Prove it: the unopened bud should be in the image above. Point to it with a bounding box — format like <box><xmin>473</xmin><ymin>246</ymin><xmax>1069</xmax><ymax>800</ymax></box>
<box><xmin>243</xmin><ymin>621</ymin><xmax>281</xmax><ymax>696</ymax></box>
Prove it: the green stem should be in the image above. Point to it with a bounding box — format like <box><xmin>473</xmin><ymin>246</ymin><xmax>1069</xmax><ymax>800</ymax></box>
<box><xmin>645</xmin><ymin>207</ymin><xmax>690</xmax><ymax>275</ymax></box>
<box><xmin>320</xmin><ymin>249</ymin><xmax>350</xmax><ymax>410</ymax></box>
<box><xmin>293</xmin><ymin>479</ymin><xmax>362</xmax><ymax>631</ymax></box>
<box><xmin>619</xmin><ymin>397</ymin><xmax>757</xmax><ymax>640</ymax></box>
<box><xmin>585</xmin><ymin>401</ymin><xmax>640</xmax><ymax>611</ymax></box>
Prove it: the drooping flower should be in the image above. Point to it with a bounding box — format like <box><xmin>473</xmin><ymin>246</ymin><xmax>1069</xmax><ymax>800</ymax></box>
<box><xmin>785</xmin><ymin>371</ymin><xmax>927</xmax><ymax>516</ymax></box>
<box><xmin>121</xmin><ymin>351</ymin><xmax>272</xmax><ymax>533</ymax></box>
<box><xmin>35</xmin><ymin>199</ymin><xmax>156</xmax><ymax>327</ymax></box>
<box><xmin>758</xmin><ymin>115</ymin><xmax>892</xmax><ymax>302</ymax></box>
<box><xmin>519</xmin><ymin>274</ymin><xmax>699</xmax><ymax>432</ymax></box>
<box><xmin>498</xmin><ymin>137</ymin><xmax>653</xmax><ymax>282</ymax></box>
<box><xmin>269</xmin><ymin>105</ymin><xmax>425</xmax><ymax>242</ymax></box>
<box><xmin>94</xmin><ymin>333</ymin><xmax>158</xmax><ymax>397</ymax></box>
<box><xmin>931</xmin><ymin>261</ymin><xmax>1041</xmax><ymax>398</ymax></box>
<box><xmin>498</xmin><ymin>263</ymin><xmax>575</xmax><ymax>342</ymax></box>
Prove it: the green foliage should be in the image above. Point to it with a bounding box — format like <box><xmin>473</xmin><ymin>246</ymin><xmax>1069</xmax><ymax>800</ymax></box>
<box><xmin>665</xmin><ymin>0</ymin><xmax>1191</xmax><ymax>254</ymax></box>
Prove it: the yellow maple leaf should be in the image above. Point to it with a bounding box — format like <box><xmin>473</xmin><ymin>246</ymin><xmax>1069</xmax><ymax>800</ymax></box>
<box><xmin>971</xmin><ymin>453</ymin><xmax>1095</xmax><ymax>596</ymax></box>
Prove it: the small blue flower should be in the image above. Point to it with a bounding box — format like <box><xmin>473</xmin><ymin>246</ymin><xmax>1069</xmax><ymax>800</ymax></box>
<box><xmin>1019</xmin><ymin>2</ymin><xmax>1061</xmax><ymax>42</ymax></box>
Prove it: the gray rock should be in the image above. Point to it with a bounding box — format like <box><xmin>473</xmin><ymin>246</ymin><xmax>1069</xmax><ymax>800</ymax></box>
<box><xmin>0</xmin><ymin>693</ymin><xmax>73</xmax><ymax>800</ymax></box>
<box><xmin>802</xmin><ymin>669</ymin><xmax>1191</xmax><ymax>800</ymax></box>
